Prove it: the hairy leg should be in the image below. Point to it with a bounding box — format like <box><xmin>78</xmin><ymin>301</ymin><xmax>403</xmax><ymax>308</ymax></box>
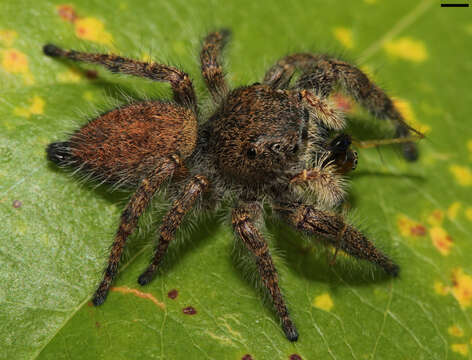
<box><xmin>232</xmin><ymin>204</ymin><xmax>298</xmax><ymax>342</ymax></box>
<box><xmin>275</xmin><ymin>201</ymin><xmax>399</xmax><ymax>276</ymax></box>
<box><xmin>264</xmin><ymin>53</ymin><xmax>419</xmax><ymax>160</ymax></box>
<box><xmin>200</xmin><ymin>29</ymin><xmax>231</xmax><ymax>102</ymax></box>
<box><xmin>138</xmin><ymin>175</ymin><xmax>210</xmax><ymax>285</ymax></box>
<box><xmin>43</xmin><ymin>44</ymin><xmax>197</xmax><ymax>112</ymax></box>
<box><xmin>263</xmin><ymin>53</ymin><xmax>326</xmax><ymax>89</ymax></box>
<box><xmin>92</xmin><ymin>155</ymin><xmax>182</xmax><ymax>306</ymax></box>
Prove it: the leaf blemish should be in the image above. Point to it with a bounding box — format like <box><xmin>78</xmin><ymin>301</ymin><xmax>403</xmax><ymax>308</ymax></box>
<box><xmin>167</xmin><ymin>289</ymin><xmax>178</xmax><ymax>300</ymax></box>
<box><xmin>241</xmin><ymin>354</ymin><xmax>253</xmax><ymax>360</ymax></box>
<box><xmin>182</xmin><ymin>306</ymin><xmax>197</xmax><ymax>315</ymax></box>
<box><xmin>110</xmin><ymin>286</ymin><xmax>165</xmax><ymax>309</ymax></box>
<box><xmin>289</xmin><ymin>354</ymin><xmax>303</xmax><ymax>360</ymax></box>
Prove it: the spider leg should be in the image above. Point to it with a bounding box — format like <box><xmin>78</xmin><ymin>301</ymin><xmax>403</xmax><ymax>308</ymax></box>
<box><xmin>275</xmin><ymin>201</ymin><xmax>399</xmax><ymax>277</ymax></box>
<box><xmin>92</xmin><ymin>155</ymin><xmax>182</xmax><ymax>306</ymax></box>
<box><xmin>263</xmin><ymin>53</ymin><xmax>326</xmax><ymax>90</ymax></box>
<box><xmin>264</xmin><ymin>53</ymin><xmax>419</xmax><ymax>160</ymax></box>
<box><xmin>200</xmin><ymin>29</ymin><xmax>231</xmax><ymax>102</ymax></box>
<box><xmin>137</xmin><ymin>175</ymin><xmax>210</xmax><ymax>285</ymax></box>
<box><xmin>232</xmin><ymin>204</ymin><xmax>298</xmax><ymax>342</ymax></box>
<box><xmin>43</xmin><ymin>44</ymin><xmax>197</xmax><ymax>113</ymax></box>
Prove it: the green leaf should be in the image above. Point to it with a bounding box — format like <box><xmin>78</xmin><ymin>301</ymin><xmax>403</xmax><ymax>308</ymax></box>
<box><xmin>2</xmin><ymin>0</ymin><xmax>472</xmax><ymax>359</ymax></box>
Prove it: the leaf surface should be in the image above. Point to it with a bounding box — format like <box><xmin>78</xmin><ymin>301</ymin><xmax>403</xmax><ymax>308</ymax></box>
<box><xmin>1</xmin><ymin>1</ymin><xmax>472</xmax><ymax>359</ymax></box>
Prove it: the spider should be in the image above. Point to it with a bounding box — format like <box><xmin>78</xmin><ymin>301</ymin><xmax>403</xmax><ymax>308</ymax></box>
<box><xmin>43</xmin><ymin>29</ymin><xmax>420</xmax><ymax>342</ymax></box>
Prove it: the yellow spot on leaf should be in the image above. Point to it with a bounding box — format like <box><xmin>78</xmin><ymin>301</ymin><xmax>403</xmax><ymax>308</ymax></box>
<box><xmin>451</xmin><ymin>268</ymin><xmax>472</xmax><ymax>308</ymax></box>
<box><xmin>434</xmin><ymin>281</ymin><xmax>449</xmax><ymax>296</ymax></box>
<box><xmin>384</xmin><ymin>37</ymin><xmax>428</xmax><ymax>62</ymax></box>
<box><xmin>313</xmin><ymin>292</ymin><xmax>334</xmax><ymax>311</ymax></box>
<box><xmin>111</xmin><ymin>286</ymin><xmax>165</xmax><ymax>309</ymax></box>
<box><xmin>466</xmin><ymin>207</ymin><xmax>472</xmax><ymax>221</ymax></box>
<box><xmin>430</xmin><ymin>226</ymin><xmax>453</xmax><ymax>256</ymax></box>
<box><xmin>449</xmin><ymin>325</ymin><xmax>464</xmax><ymax>337</ymax></box>
<box><xmin>449</xmin><ymin>165</ymin><xmax>472</xmax><ymax>186</ymax></box>
<box><xmin>397</xmin><ymin>214</ymin><xmax>427</xmax><ymax>237</ymax></box>
<box><xmin>427</xmin><ymin>209</ymin><xmax>444</xmax><ymax>227</ymax></box>
<box><xmin>0</xmin><ymin>29</ymin><xmax>18</xmax><ymax>46</ymax></box>
<box><xmin>393</xmin><ymin>98</ymin><xmax>430</xmax><ymax>134</ymax></box>
<box><xmin>83</xmin><ymin>91</ymin><xmax>97</xmax><ymax>102</ymax></box>
<box><xmin>74</xmin><ymin>17</ymin><xmax>114</xmax><ymax>47</ymax></box>
<box><xmin>465</xmin><ymin>24</ymin><xmax>472</xmax><ymax>36</ymax></box>
<box><xmin>57</xmin><ymin>69</ymin><xmax>82</xmax><ymax>83</ymax></box>
<box><xmin>333</xmin><ymin>27</ymin><xmax>354</xmax><ymax>49</ymax></box>
<box><xmin>141</xmin><ymin>52</ymin><xmax>152</xmax><ymax>63</ymax></box>
<box><xmin>448</xmin><ymin>202</ymin><xmax>461</xmax><ymax>220</ymax></box>
<box><xmin>13</xmin><ymin>96</ymin><xmax>45</xmax><ymax>118</ymax></box>
<box><xmin>451</xmin><ymin>343</ymin><xmax>469</xmax><ymax>357</ymax></box>
<box><xmin>1</xmin><ymin>48</ymin><xmax>34</xmax><ymax>84</ymax></box>
<box><xmin>2</xmin><ymin>48</ymin><xmax>28</xmax><ymax>73</ymax></box>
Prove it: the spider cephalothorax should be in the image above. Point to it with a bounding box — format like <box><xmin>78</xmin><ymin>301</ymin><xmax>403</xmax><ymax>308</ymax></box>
<box><xmin>44</xmin><ymin>29</ymin><xmax>418</xmax><ymax>342</ymax></box>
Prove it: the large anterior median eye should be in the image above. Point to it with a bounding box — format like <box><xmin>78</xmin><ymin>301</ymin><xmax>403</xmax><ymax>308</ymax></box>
<box><xmin>247</xmin><ymin>147</ymin><xmax>257</xmax><ymax>159</ymax></box>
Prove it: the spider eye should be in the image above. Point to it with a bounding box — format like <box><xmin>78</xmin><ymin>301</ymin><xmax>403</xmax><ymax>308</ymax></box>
<box><xmin>352</xmin><ymin>151</ymin><xmax>358</xmax><ymax>170</ymax></box>
<box><xmin>247</xmin><ymin>148</ymin><xmax>257</xmax><ymax>159</ymax></box>
<box><xmin>271</xmin><ymin>143</ymin><xmax>282</xmax><ymax>152</ymax></box>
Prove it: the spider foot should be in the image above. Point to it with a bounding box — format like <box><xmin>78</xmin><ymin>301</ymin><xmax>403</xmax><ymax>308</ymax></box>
<box><xmin>92</xmin><ymin>286</ymin><xmax>109</xmax><ymax>306</ymax></box>
<box><xmin>282</xmin><ymin>318</ymin><xmax>299</xmax><ymax>342</ymax></box>
<box><xmin>383</xmin><ymin>262</ymin><xmax>400</xmax><ymax>277</ymax></box>
<box><xmin>43</xmin><ymin>44</ymin><xmax>63</xmax><ymax>57</ymax></box>
<box><xmin>401</xmin><ymin>142</ymin><xmax>419</xmax><ymax>162</ymax></box>
<box><xmin>137</xmin><ymin>268</ymin><xmax>157</xmax><ymax>286</ymax></box>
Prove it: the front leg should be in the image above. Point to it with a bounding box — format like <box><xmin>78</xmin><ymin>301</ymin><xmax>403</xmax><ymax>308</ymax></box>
<box><xmin>200</xmin><ymin>29</ymin><xmax>231</xmax><ymax>103</ymax></box>
<box><xmin>264</xmin><ymin>53</ymin><xmax>420</xmax><ymax>161</ymax></box>
<box><xmin>276</xmin><ymin>202</ymin><xmax>399</xmax><ymax>277</ymax></box>
<box><xmin>232</xmin><ymin>204</ymin><xmax>298</xmax><ymax>342</ymax></box>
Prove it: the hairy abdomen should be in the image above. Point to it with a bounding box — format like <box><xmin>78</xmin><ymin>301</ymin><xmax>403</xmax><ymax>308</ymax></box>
<box><xmin>47</xmin><ymin>101</ymin><xmax>196</xmax><ymax>186</ymax></box>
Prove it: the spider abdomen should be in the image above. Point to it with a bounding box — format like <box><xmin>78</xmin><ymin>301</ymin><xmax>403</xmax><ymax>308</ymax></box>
<box><xmin>49</xmin><ymin>101</ymin><xmax>196</xmax><ymax>186</ymax></box>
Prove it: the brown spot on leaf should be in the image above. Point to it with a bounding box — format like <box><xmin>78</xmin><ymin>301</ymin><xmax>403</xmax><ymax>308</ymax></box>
<box><xmin>95</xmin><ymin>321</ymin><xmax>100</xmax><ymax>328</ymax></box>
<box><xmin>397</xmin><ymin>214</ymin><xmax>426</xmax><ymax>237</ymax></box>
<box><xmin>241</xmin><ymin>355</ymin><xmax>253</xmax><ymax>360</ymax></box>
<box><xmin>410</xmin><ymin>224</ymin><xmax>427</xmax><ymax>236</ymax></box>
<box><xmin>12</xmin><ymin>200</ymin><xmax>22</xmax><ymax>208</ymax></box>
<box><xmin>182</xmin><ymin>306</ymin><xmax>197</xmax><ymax>315</ymax></box>
<box><xmin>56</xmin><ymin>5</ymin><xmax>78</xmax><ymax>23</ymax></box>
<box><xmin>289</xmin><ymin>354</ymin><xmax>302</xmax><ymax>360</ymax></box>
<box><xmin>84</xmin><ymin>69</ymin><xmax>98</xmax><ymax>79</ymax></box>
<box><xmin>167</xmin><ymin>289</ymin><xmax>178</xmax><ymax>299</ymax></box>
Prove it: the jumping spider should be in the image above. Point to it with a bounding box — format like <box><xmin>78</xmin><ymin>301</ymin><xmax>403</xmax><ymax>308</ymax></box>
<box><xmin>44</xmin><ymin>29</ymin><xmax>419</xmax><ymax>342</ymax></box>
